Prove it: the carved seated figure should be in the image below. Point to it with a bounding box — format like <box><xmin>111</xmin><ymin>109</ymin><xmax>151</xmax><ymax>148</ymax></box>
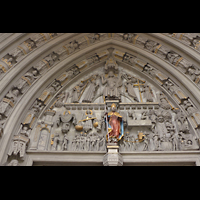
<box><xmin>101</xmin><ymin>70</ymin><xmax>122</xmax><ymax>101</ymax></box>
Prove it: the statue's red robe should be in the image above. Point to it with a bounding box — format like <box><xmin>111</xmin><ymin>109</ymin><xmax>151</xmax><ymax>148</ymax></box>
<box><xmin>106</xmin><ymin>111</ymin><xmax>123</xmax><ymax>141</ymax></box>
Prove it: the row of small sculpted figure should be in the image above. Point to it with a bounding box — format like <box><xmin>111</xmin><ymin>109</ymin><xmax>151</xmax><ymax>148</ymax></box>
<box><xmin>52</xmin><ymin>133</ymin><xmax>106</xmax><ymax>152</ymax></box>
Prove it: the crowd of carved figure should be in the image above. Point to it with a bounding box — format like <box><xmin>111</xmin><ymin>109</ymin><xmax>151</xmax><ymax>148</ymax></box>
<box><xmin>51</xmin><ymin>132</ymin><xmax>106</xmax><ymax>152</ymax></box>
<box><xmin>49</xmin><ymin>103</ymin><xmax>199</xmax><ymax>153</ymax></box>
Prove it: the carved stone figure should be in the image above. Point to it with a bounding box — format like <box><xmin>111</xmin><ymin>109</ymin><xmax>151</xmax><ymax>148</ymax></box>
<box><xmin>154</xmin><ymin>110</ymin><xmax>168</xmax><ymax>138</ymax></box>
<box><xmin>166</xmin><ymin>52</ymin><xmax>192</xmax><ymax>73</ymax></box>
<box><xmin>153</xmin><ymin>44</ymin><xmax>170</xmax><ymax>59</ymax></box>
<box><xmin>70</xmin><ymin>81</ymin><xmax>86</xmax><ymax>103</ymax></box>
<box><xmin>122</xmin><ymin>52</ymin><xmax>136</xmax><ymax>65</ymax></box>
<box><xmin>51</xmin><ymin>133</ymin><xmax>61</xmax><ymax>151</ymax></box>
<box><xmin>0</xmin><ymin>57</ymin><xmax>14</xmax><ymax>74</ymax></box>
<box><xmin>49</xmin><ymin>80</ymin><xmax>61</xmax><ymax>93</ymax></box>
<box><xmin>14</xmin><ymin>69</ymin><xmax>38</xmax><ymax>94</ymax></box>
<box><xmin>124</xmin><ymin>76</ymin><xmax>139</xmax><ymax>102</ymax></box>
<box><xmin>33</xmin><ymin>54</ymin><xmax>55</xmax><ymax>74</ymax></box>
<box><xmin>8</xmin><ymin>134</ymin><xmax>30</xmax><ymax>158</ymax></box>
<box><xmin>153</xmin><ymin>133</ymin><xmax>160</xmax><ymax>151</ymax></box>
<box><xmin>123</xmin><ymin>33</ymin><xmax>135</xmax><ymax>43</ymax></box>
<box><xmin>162</xmin><ymin>79</ymin><xmax>178</xmax><ymax>94</ymax></box>
<box><xmin>142</xmin><ymin>64</ymin><xmax>156</xmax><ymax>77</ymax></box>
<box><xmin>187</xmin><ymin>67</ymin><xmax>200</xmax><ymax>84</ymax></box>
<box><xmin>10</xmin><ymin>47</ymin><xmax>25</xmax><ymax>61</ymax></box>
<box><xmin>170</xmin><ymin>132</ymin><xmax>179</xmax><ymax>151</ymax></box>
<box><xmin>87</xmin><ymin>33</ymin><xmax>101</xmax><ymax>43</ymax></box>
<box><xmin>141</xmin><ymin>111</ymin><xmax>149</xmax><ymax>120</ymax></box>
<box><xmin>67</xmin><ymin>40</ymin><xmax>79</xmax><ymax>53</ymax></box>
<box><xmin>133</xmin><ymin>35</ymin><xmax>148</xmax><ymax>48</ymax></box>
<box><xmin>128</xmin><ymin>111</ymin><xmax>137</xmax><ymax>120</ymax></box>
<box><xmin>31</xmin><ymin>33</ymin><xmax>53</xmax><ymax>47</ymax></box>
<box><xmin>5</xmin><ymin>88</ymin><xmax>21</xmax><ymax>103</ymax></box>
<box><xmin>56</xmin><ymin>70</ymin><xmax>74</xmax><ymax>85</ymax></box>
<box><xmin>178</xmin><ymin>132</ymin><xmax>199</xmax><ymax>151</ymax></box>
<box><xmin>0</xmin><ymin>98</ymin><xmax>14</xmax><ymax>118</ymax></box>
<box><xmin>173</xmin><ymin>33</ymin><xmax>195</xmax><ymax>46</ymax></box>
<box><xmin>193</xmin><ymin>38</ymin><xmax>200</xmax><ymax>51</ymax></box>
<box><xmin>101</xmin><ymin>70</ymin><xmax>122</xmax><ymax>100</ymax></box>
<box><xmin>75</xmin><ymin>110</ymin><xmax>100</xmax><ymax>133</ymax></box>
<box><xmin>71</xmin><ymin>132</ymin><xmax>105</xmax><ymax>152</ymax></box>
<box><xmin>145</xmin><ymin>40</ymin><xmax>159</xmax><ymax>52</ymax></box>
<box><xmin>31</xmin><ymin>99</ymin><xmax>44</xmax><ymax>116</ymax></box>
<box><xmin>56</xmin><ymin>111</ymin><xmax>76</xmax><ymax>133</ymax></box>
<box><xmin>105</xmin><ymin>103</ymin><xmax>124</xmax><ymax>143</ymax></box>
<box><xmin>182</xmin><ymin>99</ymin><xmax>196</xmax><ymax>115</ymax></box>
<box><xmin>62</xmin><ymin>134</ymin><xmax>69</xmax><ymax>151</ymax></box>
<box><xmin>159</xmin><ymin>93</ymin><xmax>171</xmax><ymax>110</ymax></box>
<box><xmin>178</xmin><ymin>58</ymin><xmax>193</xmax><ymax>74</ymax></box>
<box><xmin>38</xmin><ymin>87</ymin><xmax>55</xmax><ymax>105</ymax></box>
<box><xmin>175</xmin><ymin>110</ymin><xmax>189</xmax><ymax>133</ymax></box>
<box><xmin>87</xmin><ymin>132</ymin><xmax>104</xmax><ymax>151</ymax></box>
<box><xmin>159</xmin><ymin>134</ymin><xmax>173</xmax><ymax>151</ymax></box>
<box><xmin>141</xmin><ymin>83</ymin><xmax>153</xmax><ymax>102</ymax></box>
<box><xmin>166</xmin><ymin>51</ymin><xmax>182</xmax><ymax>65</ymax></box>
<box><xmin>142</xmin><ymin>134</ymin><xmax>149</xmax><ymax>151</ymax></box>
<box><xmin>87</xmin><ymin>54</ymin><xmax>100</xmax><ymax>65</ymax></box>
<box><xmin>52</xmin><ymin>92</ymin><xmax>69</xmax><ymax>108</ymax></box>
<box><xmin>20</xmin><ymin>126</ymin><xmax>31</xmax><ymax>137</ymax></box>
<box><xmin>100</xmin><ymin>136</ymin><xmax>106</xmax><ymax>151</ymax></box>
<box><xmin>82</xmin><ymin>75</ymin><xmax>99</xmax><ymax>103</ymax></box>
<box><xmin>104</xmin><ymin>58</ymin><xmax>119</xmax><ymax>74</ymax></box>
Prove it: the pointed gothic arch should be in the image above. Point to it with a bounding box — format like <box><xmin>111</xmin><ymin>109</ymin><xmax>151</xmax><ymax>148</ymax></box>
<box><xmin>0</xmin><ymin>33</ymin><xmax>200</xmax><ymax>166</ymax></box>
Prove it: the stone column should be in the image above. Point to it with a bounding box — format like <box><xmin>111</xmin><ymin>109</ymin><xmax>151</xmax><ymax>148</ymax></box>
<box><xmin>103</xmin><ymin>143</ymin><xmax>123</xmax><ymax>166</ymax></box>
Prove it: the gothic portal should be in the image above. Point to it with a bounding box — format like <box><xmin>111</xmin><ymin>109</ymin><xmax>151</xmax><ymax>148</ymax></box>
<box><xmin>1</xmin><ymin>33</ymin><xmax>200</xmax><ymax>166</ymax></box>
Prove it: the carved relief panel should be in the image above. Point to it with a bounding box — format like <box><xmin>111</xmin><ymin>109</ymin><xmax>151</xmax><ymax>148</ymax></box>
<box><xmin>27</xmin><ymin>55</ymin><xmax>199</xmax><ymax>154</ymax></box>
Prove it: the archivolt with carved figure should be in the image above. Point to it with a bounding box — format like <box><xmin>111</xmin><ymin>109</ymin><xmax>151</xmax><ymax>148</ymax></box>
<box><xmin>1</xmin><ymin>33</ymin><xmax>200</xmax><ymax>166</ymax></box>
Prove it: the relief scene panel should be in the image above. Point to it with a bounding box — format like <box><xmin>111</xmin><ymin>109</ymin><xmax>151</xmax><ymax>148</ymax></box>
<box><xmin>26</xmin><ymin>56</ymin><xmax>199</xmax><ymax>155</ymax></box>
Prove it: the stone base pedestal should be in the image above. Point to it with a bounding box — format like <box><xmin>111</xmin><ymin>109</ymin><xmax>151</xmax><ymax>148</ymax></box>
<box><xmin>103</xmin><ymin>143</ymin><xmax>123</xmax><ymax>166</ymax></box>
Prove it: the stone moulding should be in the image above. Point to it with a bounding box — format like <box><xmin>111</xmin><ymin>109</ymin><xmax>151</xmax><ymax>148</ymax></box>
<box><xmin>25</xmin><ymin>150</ymin><xmax>200</xmax><ymax>166</ymax></box>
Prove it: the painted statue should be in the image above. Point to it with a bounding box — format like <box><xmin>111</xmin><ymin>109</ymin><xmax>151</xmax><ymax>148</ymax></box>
<box><xmin>105</xmin><ymin>103</ymin><xmax>124</xmax><ymax>143</ymax></box>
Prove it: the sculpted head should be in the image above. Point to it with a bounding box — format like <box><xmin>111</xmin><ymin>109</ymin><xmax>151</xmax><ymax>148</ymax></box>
<box><xmin>111</xmin><ymin>103</ymin><xmax>117</xmax><ymax>112</ymax></box>
<box><xmin>108</xmin><ymin>71</ymin><xmax>114</xmax><ymax>78</ymax></box>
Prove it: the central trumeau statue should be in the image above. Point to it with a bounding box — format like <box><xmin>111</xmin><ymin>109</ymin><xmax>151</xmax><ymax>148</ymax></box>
<box><xmin>105</xmin><ymin>103</ymin><xmax>124</xmax><ymax>143</ymax></box>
